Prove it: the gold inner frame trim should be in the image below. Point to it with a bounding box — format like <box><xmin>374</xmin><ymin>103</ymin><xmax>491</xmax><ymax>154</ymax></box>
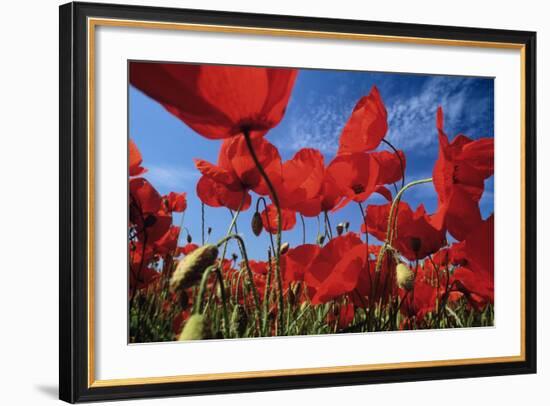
<box><xmin>87</xmin><ymin>17</ymin><xmax>527</xmax><ymax>388</ymax></box>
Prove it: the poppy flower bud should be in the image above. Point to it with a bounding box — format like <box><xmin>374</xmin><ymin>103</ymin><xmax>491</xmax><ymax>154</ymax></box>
<box><xmin>317</xmin><ymin>234</ymin><xmax>325</xmax><ymax>245</ymax></box>
<box><xmin>230</xmin><ymin>304</ymin><xmax>248</xmax><ymax>337</ymax></box>
<box><xmin>186</xmin><ymin>234</ymin><xmax>192</xmax><ymax>244</ymax></box>
<box><xmin>396</xmin><ymin>263</ymin><xmax>415</xmax><ymax>291</ymax></box>
<box><xmin>344</xmin><ymin>221</ymin><xmax>350</xmax><ymax>232</ymax></box>
<box><xmin>207</xmin><ymin>227</ymin><xmax>212</xmax><ymax>235</ymax></box>
<box><xmin>170</xmin><ymin>244</ymin><xmax>219</xmax><ymax>292</ymax></box>
<box><xmin>336</xmin><ymin>223</ymin><xmax>344</xmax><ymax>236</ymax></box>
<box><xmin>251</xmin><ymin>212</ymin><xmax>263</xmax><ymax>236</ymax></box>
<box><xmin>178</xmin><ymin>314</ymin><xmax>208</xmax><ymax>340</ymax></box>
<box><xmin>280</xmin><ymin>242</ymin><xmax>290</xmax><ymax>255</ymax></box>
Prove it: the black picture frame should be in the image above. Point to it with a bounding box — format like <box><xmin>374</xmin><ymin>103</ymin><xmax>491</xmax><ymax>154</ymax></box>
<box><xmin>59</xmin><ymin>1</ymin><xmax>537</xmax><ymax>403</ymax></box>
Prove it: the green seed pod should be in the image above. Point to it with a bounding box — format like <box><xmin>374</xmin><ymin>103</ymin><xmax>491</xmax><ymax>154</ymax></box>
<box><xmin>178</xmin><ymin>314</ymin><xmax>208</xmax><ymax>341</ymax></box>
<box><xmin>396</xmin><ymin>263</ymin><xmax>415</xmax><ymax>291</ymax></box>
<box><xmin>251</xmin><ymin>211</ymin><xmax>263</xmax><ymax>236</ymax></box>
<box><xmin>170</xmin><ymin>244</ymin><xmax>219</xmax><ymax>292</ymax></box>
<box><xmin>230</xmin><ymin>304</ymin><xmax>248</xmax><ymax>337</ymax></box>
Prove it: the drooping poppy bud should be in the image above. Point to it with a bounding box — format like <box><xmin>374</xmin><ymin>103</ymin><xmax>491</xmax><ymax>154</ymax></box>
<box><xmin>396</xmin><ymin>263</ymin><xmax>415</xmax><ymax>291</ymax></box>
<box><xmin>317</xmin><ymin>234</ymin><xmax>325</xmax><ymax>245</ymax></box>
<box><xmin>178</xmin><ymin>314</ymin><xmax>208</xmax><ymax>340</ymax></box>
<box><xmin>336</xmin><ymin>223</ymin><xmax>345</xmax><ymax>236</ymax></box>
<box><xmin>170</xmin><ymin>244</ymin><xmax>219</xmax><ymax>292</ymax></box>
<box><xmin>230</xmin><ymin>304</ymin><xmax>248</xmax><ymax>337</ymax></box>
<box><xmin>186</xmin><ymin>234</ymin><xmax>193</xmax><ymax>244</ymax></box>
<box><xmin>344</xmin><ymin>221</ymin><xmax>350</xmax><ymax>232</ymax></box>
<box><xmin>251</xmin><ymin>212</ymin><xmax>263</xmax><ymax>236</ymax></box>
<box><xmin>280</xmin><ymin>242</ymin><xmax>290</xmax><ymax>255</ymax></box>
<box><xmin>207</xmin><ymin>227</ymin><xmax>212</xmax><ymax>235</ymax></box>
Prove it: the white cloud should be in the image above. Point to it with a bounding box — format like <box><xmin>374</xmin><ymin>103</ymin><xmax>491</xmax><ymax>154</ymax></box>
<box><xmin>284</xmin><ymin>92</ymin><xmax>353</xmax><ymax>155</ymax></box>
<box><xmin>145</xmin><ymin>164</ymin><xmax>199</xmax><ymax>191</ymax></box>
<box><xmin>385</xmin><ymin>76</ymin><xmax>492</xmax><ymax>151</ymax></box>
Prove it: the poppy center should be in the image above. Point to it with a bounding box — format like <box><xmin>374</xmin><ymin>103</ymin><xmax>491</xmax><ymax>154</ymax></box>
<box><xmin>352</xmin><ymin>184</ymin><xmax>365</xmax><ymax>194</ymax></box>
<box><xmin>410</xmin><ymin>237</ymin><xmax>422</xmax><ymax>253</ymax></box>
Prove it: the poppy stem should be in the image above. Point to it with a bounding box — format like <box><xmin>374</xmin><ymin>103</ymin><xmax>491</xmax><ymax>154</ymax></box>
<box><xmin>201</xmin><ymin>202</ymin><xmax>205</xmax><ymax>245</ymax></box>
<box><xmin>215</xmin><ymin>197</ymin><xmax>245</xmax><ymax>337</ymax></box>
<box><xmin>217</xmin><ymin>233</ymin><xmax>262</xmax><ymax>335</ymax></box>
<box><xmin>193</xmin><ymin>265</ymin><xmax>218</xmax><ymax>314</ymax></box>
<box><xmin>242</xmin><ymin>131</ymin><xmax>285</xmax><ymax>336</ymax></box>
<box><xmin>300</xmin><ymin>214</ymin><xmax>306</xmax><ymax>244</ymax></box>
<box><xmin>262</xmin><ymin>249</ymin><xmax>274</xmax><ymax>336</ymax></box>
<box><xmin>256</xmin><ymin>196</ymin><xmax>276</xmax><ymax>255</ymax></box>
<box><xmin>375</xmin><ymin>178</ymin><xmax>433</xmax><ymax>274</ymax></box>
<box><xmin>381</xmin><ymin>138</ymin><xmax>405</xmax><ymax>189</ymax></box>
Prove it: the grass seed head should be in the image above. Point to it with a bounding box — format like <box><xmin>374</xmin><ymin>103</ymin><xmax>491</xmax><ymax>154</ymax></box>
<box><xmin>178</xmin><ymin>314</ymin><xmax>208</xmax><ymax>340</ymax></box>
<box><xmin>170</xmin><ymin>244</ymin><xmax>219</xmax><ymax>292</ymax></box>
<box><xmin>396</xmin><ymin>263</ymin><xmax>415</xmax><ymax>291</ymax></box>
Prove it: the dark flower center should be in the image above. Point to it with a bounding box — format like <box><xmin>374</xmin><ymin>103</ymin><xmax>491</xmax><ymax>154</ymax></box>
<box><xmin>410</xmin><ymin>237</ymin><xmax>422</xmax><ymax>253</ymax></box>
<box><xmin>352</xmin><ymin>184</ymin><xmax>365</xmax><ymax>194</ymax></box>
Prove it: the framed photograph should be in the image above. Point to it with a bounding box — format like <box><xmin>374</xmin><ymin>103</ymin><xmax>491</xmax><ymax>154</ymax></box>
<box><xmin>59</xmin><ymin>1</ymin><xmax>536</xmax><ymax>403</ymax></box>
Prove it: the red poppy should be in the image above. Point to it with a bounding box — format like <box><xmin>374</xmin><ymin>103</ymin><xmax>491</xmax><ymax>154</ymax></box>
<box><xmin>129</xmin><ymin>63</ymin><xmax>298</xmax><ymax>139</ymax></box>
<box><xmin>195</xmin><ymin>136</ymin><xmax>282</xmax><ymax>210</ymax></box>
<box><xmin>400</xmin><ymin>268</ymin><xmax>438</xmax><ymax>322</ymax></box>
<box><xmin>248</xmin><ymin>260</ymin><xmax>269</xmax><ymax>276</ymax></box>
<box><xmin>431</xmin><ymin>107</ymin><xmax>494</xmax><ymax>240</ymax></box>
<box><xmin>154</xmin><ymin>226</ymin><xmax>180</xmax><ymax>254</ymax></box>
<box><xmin>452</xmin><ymin>215</ymin><xmax>494</xmax><ymax>305</ymax></box>
<box><xmin>326</xmin><ymin>153</ymin><xmax>380</xmax><ymax>210</ymax></box>
<box><xmin>304</xmin><ymin>234</ymin><xmax>367</xmax><ymax>304</ymax></box>
<box><xmin>338</xmin><ymin>86</ymin><xmax>388</xmax><ymax>154</ymax></box>
<box><xmin>371</xmin><ymin>149</ymin><xmax>406</xmax><ymax>186</ymax></box>
<box><xmin>260</xmin><ymin>204</ymin><xmax>297</xmax><ymax>234</ymax></box>
<box><xmin>374</xmin><ymin>185</ymin><xmax>393</xmax><ymax>202</ymax></box>
<box><xmin>164</xmin><ymin>192</ymin><xmax>187</xmax><ymax>212</ymax></box>
<box><xmin>129</xmin><ymin>139</ymin><xmax>146</xmax><ymax>176</ymax></box>
<box><xmin>129</xmin><ymin>178</ymin><xmax>172</xmax><ymax>243</ymax></box>
<box><xmin>280</xmin><ymin>244</ymin><xmax>321</xmax><ymax>285</ymax></box>
<box><xmin>129</xmin><ymin>241</ymin><xmax>158</xmax><ymax>290</ymax></box>
<box><xmin>364</xmin><ymin>202</ymin><xmax>446</xmax><ymax>260</ymax></box>
<box><xmin>278</xmin><ymin>148</ymin><xmax>325</xmax><ymax>216</ymax></box>
<box><xmin>176</xmin><ymin>243</ymin><xmax>199</xmax><ymax>256</ymax></box>
<box><xmin>278</xmin><ymin>148</ymin><xmax>360</xmax><ymax>217</ymax></box>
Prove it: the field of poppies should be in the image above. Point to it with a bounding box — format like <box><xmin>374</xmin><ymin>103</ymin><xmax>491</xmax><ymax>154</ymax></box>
<box><xmin>128</xmin><ymin>63</ymin><xmax>494</xmax><ymax>343</ymax></box>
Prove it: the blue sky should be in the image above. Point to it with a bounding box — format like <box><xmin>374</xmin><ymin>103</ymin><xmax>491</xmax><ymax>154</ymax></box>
<box><xmin>130</xmin><ymin>68</ymin><xmax>494</xmax><ymax>260</ymax></box>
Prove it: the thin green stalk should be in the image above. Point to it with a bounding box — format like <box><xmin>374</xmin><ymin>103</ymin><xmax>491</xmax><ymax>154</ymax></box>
<box><xmin>243</xmin><ymin>130</ymin><xmax>285</xmax><ymax>335</ymax></box>
<box><xmin>374</xmin><ymin>178</ymin><xmax>433</xmax><ymax>274</ymax></box>
<box><xmin>193</xmin><ymin>265</ymin><xmax>218</xmax><ymax>314</ymax></box>
<box><xmin>300</xmin><ymin>214</ymin><xmax>306</xmax><ymax>245</ymax></box>
<box><xmin>217</xmin><ymin>234</ymin><xmax>262</xmax><ymax>335</ymax></box>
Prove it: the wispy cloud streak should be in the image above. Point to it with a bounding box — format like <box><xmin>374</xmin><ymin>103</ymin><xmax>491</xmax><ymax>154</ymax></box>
<box><xmin>386</xmin><ymin>76</ymin><xmax>494</xmax><ymax>151</ymax></box>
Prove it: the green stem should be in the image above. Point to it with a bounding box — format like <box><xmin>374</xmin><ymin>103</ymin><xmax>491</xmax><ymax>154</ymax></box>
<box><xmin>243</xmin><ymin>131</ymin><xmax>285</xmax><ymax>335</ymax></box>
<box><xmin>193</xmin><ymin>265</ymin><xmax>218</xmax><ymax>314</ymax></box>
<box><xmin>300</xmin><ymin>214</ymin><xmax>306</xmax><ymax>245</ymax></box>
<box><xmin>374</xmin><ymin>178</ymin><xmax>433</xmax><ymax>274</ymax></box>
<box><xmin>262</xmin><ymin>249</ymin><xmax>273</xmax><ymax>336</ymax></box>
<box><xmin>217</xmin><ymin>234</ymin><xmax>262</xmax><ymax>335</ymax></box>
